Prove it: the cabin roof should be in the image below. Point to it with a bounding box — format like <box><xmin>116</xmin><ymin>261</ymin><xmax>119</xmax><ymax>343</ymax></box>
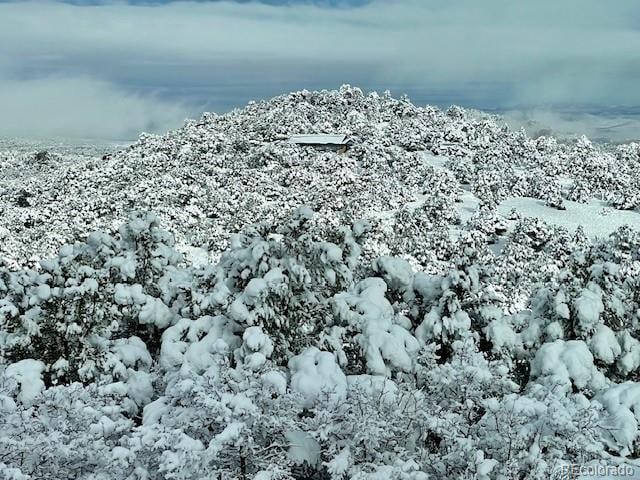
<box><xmin>287</xmin><ymin>134</ymin><xmax>349</xmax><ymax>145</ymax></box>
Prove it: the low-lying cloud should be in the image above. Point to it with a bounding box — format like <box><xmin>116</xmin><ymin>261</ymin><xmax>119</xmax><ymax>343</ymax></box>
<box><xmin>1</xmin><ymin>0</ymin><xmax>639</xmax><ymax>140</ymax></box>
<box><xmin>0</xmin><ymin>74</ymin><xmax>190</xmax><ymax>140</ymax></box>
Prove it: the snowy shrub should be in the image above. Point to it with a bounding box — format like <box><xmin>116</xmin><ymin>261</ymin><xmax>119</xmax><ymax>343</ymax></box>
<box><xmin>289</xmin><ymin>347</ymin><xmax>347</xmax><ymax>407</ymax></box>
<box><xmin>107</xmin><ymin>364</ymin><xmax>301</xmax><ymax>479</ymax></box>
<box><xmin>190</xmin><ymin>206</ymin><xmax>366</xmax><ymax>365</ymax></box>
<box><xmin>411</xmin><ymin>237</ymin><xmax>501</xmax><ymax>357</ymax></box>
<box><xmin>511</xmin><ymin>217</ymin><xmax>557</xmax><ymax>252</ymax></box>
<box><xmin>2</xmin><ymin>359</ymin><xmax>46</xmax><ymax>406</ymax></box>
<box><xmin>0</xmin><ymin>381</ymin><xmax>132</xmax><ymax>479</ymax></box>
<box><xmin>329</xmin><ymin>277</ymin><xmax>419</xmax><ymax>375</ymax></box>
<box><xmin>567</xmin><ymin>180</ymin><xmax>593</xmax><ymax>203</ymax></box>
<box><xmin>160</xmin><ymin>315</ymin><xmax>242</xmax><ymax>380</ymax></box>
<box><xmin>525</xmin><ymin>245</ymin><xmax>639</xmax><ymax>381</ymax></box>
<box><xmin>597</xmin><ymin>382</ymin><xmax>640</xmax><ymax>456</ymax></box>
<box><xmin>529</xmin><ymin>339</ymin><xmax>607</xmax><ymax>394</ymax></box>
<box><xmin>0</xmin><ymin>212</ymin><xmax>180</xmax><ymax>385</ymax></box>
<box><xmin>389</xmin><ymin>206</ymin><xmax>457</xmax><ymax>265</ymax></box>
<box><xmin>466</xmin><ymin>205</ymin><xmax>507</xmax><ymax>243</ymax></box>
<box><xmin>473</xmin><ymin>170</ymin><xmax>509</xmax><ymax>206</ymax></box>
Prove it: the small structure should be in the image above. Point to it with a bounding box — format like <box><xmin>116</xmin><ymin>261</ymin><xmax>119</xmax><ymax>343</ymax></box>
<box><xmin>287</xmin><ymin>134</ymin><xmax>350</xmax><ymax>153</ymax></box>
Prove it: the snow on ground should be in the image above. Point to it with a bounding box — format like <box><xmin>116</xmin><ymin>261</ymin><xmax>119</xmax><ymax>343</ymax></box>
<box><xmin>457</xmin><ymin>189</ymin><xmax>483</xmax><ymax>223</ymax></box>
<box><xmin>498</xmin><ymin>197</ymin><xmax>640</xmax><ymax>238</ymax></box>
<box><xmin>420</xmin><ymin>152</ymin><xmax>449</xmax><ymax>170</ymax></box>
<box><xmin>422</xmin><ymin>151</ymin><xmax>639</xmax><ymax>240</ymax></box>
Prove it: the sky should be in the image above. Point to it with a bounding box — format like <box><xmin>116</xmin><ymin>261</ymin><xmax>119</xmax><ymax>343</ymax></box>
<box><xmin>1</xmin><ymin>0</ymin><xmax>640</xmax><ymax>141</ymax></box>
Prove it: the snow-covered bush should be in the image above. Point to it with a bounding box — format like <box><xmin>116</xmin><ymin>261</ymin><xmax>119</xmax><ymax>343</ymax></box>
<box><xmin>411</xmin><ymin>236</ymin><xmax>502</xmax><ymax>358</ymax></box>
<box><xmin>0</xmin><ymin>380</ymin><xmax>133</xmax><ymax>479</ymax></box>
<box><xmin>329</xmin><ymin>276</ymin><xmax>419</xmax><ymax>375</ymax></box>
<box><xmin>189</xmin><ymin>206</ymin><xmax>367</xmax><ymax>365</ymax></box>
<box><xmin>0</xmin><ymin>212</ymin><xmax>180</xmax><ymax>385</ymax></box>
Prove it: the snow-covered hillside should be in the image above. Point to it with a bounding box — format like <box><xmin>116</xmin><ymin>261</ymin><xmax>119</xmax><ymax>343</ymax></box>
<box><xmin>1</xmin><ymin>86</ymin><xmax>640</xmax><ymax>479</ymax></box>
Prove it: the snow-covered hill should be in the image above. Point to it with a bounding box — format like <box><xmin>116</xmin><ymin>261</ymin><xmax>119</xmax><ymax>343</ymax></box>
<box><xmin>1</xmin><ymin>86</ymin><xmax>639</xmax><ymax>479</ymax></box>
<box><xmin>2</xmin><ymin>86</ymin><xmax>638</xmax><ymax>267</ymax></box>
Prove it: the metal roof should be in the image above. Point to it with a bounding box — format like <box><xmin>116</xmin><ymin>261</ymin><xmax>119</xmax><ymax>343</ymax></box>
<box><xmin>287</xmin><ymin>134</ymin><xmax>348</xmax><ymax>145</ymax></box>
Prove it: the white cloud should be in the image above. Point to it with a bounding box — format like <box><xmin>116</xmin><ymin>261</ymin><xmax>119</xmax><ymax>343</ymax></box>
<box><xmin>502</xmin><ymin>109</ymin><xmax>640</xmax><ymax>144</ymax></box>
<box><xmin>0</xmin><ymin>74</ymin><xmax>189</xmax><ymax>140</ymax></box>
<box><xmin>0</xmin><ymin>0</ymin><xmax>639</xmax><ymax>139</ymax></box>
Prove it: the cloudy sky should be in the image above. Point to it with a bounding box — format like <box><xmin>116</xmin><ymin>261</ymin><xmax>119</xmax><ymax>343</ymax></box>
<box><xmin>1</xmin><ymin>0</ymin><xmax>640</xmax><ymax>140</ymax></box>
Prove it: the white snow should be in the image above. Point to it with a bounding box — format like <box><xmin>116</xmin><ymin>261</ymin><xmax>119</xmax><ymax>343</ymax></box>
<box><xmin>160</xmin><ymin>316</ymin><xmax>241</xmax><ymax>375</ymax></box>
<box><xmin>142</xmin><ymin>396</ymin><xmax>170</xmax><ymax>425</ymax></box>
<box><xmin>530</xmin><ymin>340</ymin><xmax>606</xmax><ymax>393</ymax></box>
<box><xmin>325</xmin><ymin>447</ymin><xmax>351</xmax><ymax>476</ymax></box>
<box><xmin>412</xmin><ymin>273</ymin><xmax>443</xmax><ymax>303</ymax></box>
<box><xmin>244</xmin><ymin>278</ymin><xmax>268</xmax><ymax>299</ymax></box>
<box><xmin>288</xmin><ymin>134</ymin><xmax>348</xmax><ymax>145</ymax></box>
<box><xmin>590</xmin><ymin>325</ymin><xmax>622</xmax><ymax>364</ymax></box>
<box><xmin>285</xmin><ymin>430</ymin><xmax>321</xmax><ymax>466</ymax></box>
<box><xmin>457</xmin><ymin>189</ymin><xmax>483</xmax><ymax>224</ymax></box>
<box><xmin>125</xmin><ymin>371</ymin><xmax>154</xmax><ymax>407</ymax></box>
<box><xmin>236</xmin><ymin>326</ymin><xmax>274</xmax><ymax>370</ymax></box>
<box><xmin>264</xmin><ymin>267</ymin><xmax>286</xmax><ymax>286</ymax></box>
<box><xmin>114</xmin><ymin>283</ymin><xmax>146</xmax><ymax>306</ymax></box>
<box><xmin>228</xmin><ymin>297</ymin><xmax>252</xmax><ymax>323</ymax></box>
<box><xmin>242</xmin><ymin>326</ymin><xmax>273</xmax><ymax>355</ymax></box>
<box><xmin>420</xmin><ymin>153</ymin><xmax>449</xmax><ymax>170</ymax></box>
<box><xmin>288</xmin><ymin>347</ymin><xmax>347</xmax><ymax>407</ymax></box>
<box><xmin>175</xmin><ymin>243</ymin><xmax>214</xmax><ymax>268</ymax></box>
<box><xmin>89</xmin><ymin>415</ymin><xmax>118</xmax><ymax>437</ymax></box>
<box><xmin>372</xmin><ymin>256</ymin><xmax>413</xmax><ymax>292</ymax></box>
<box><xmin>209</xmin><ymin>422</ymin><xmax>245</xmax><ymax>453</ymax></box>
<box><xmin>111</xmin><ymin>336</ymin><xmax>152</xmax><ymax>370</ymax></box>
<box><xmin>598</xmin><ymin>382</ymin><xmax>640</xmax><ymax>454</ymax></box>
<box><xmin>107</xmin><ymin>255</ymin><xmax>137</xmax><ymax>280</ymax></box>
<box><xmin>139</xmin><ymin>297</ymin><xmax>174</xmax><ymax>328</ymax></box>
<box><xmin>347</xmin><ymin>375</ymin><xmax>398</xmax><ymax>405</ymax></box>
<box><xmin>333</xmin><ymin>278</ymin><xmax>420</xmax><ymax>375</ymax></box>
<box><xmin>617</xmin><ymin>331</ymin><xmax>640</xmax><ymax>376</ymax></box>
<box><xmin>3</xmin><ymin>359</ymin><xmax>45</xmax><ymax>406</ymax></box>
<box><xmin>260</xmin><ymin>370</ymin><xmax>287</xmax><ymax>395</ymax></box>
<box><xmin>574</xmin><ymin>284</ymin><xmax>605</xmax><ymax>332</ymax></box>
<box><xmin>319</xmin><ymin>242</ymin><xmax>343</xmax><ymax>263</ymax></box>
<box><xmin>498</xmin><ymin>197</ymin><xmax>640</xmax><ymax>238</ymax></box>
<box><xmin>485</xmin><ymin>318</ymin><xmax>519</xmax><ymax>352</ymax></box>
<box><xmin>34</xmin><ymin>284</ymin><xmax>51</xmax><ymax>302</ymax></box>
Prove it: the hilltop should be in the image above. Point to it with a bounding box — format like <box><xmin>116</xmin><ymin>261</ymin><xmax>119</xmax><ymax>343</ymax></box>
<box><xmin>2</xmin><ymin>85</ymin><xmax>638</xmax><ymax>267</ymax></box>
